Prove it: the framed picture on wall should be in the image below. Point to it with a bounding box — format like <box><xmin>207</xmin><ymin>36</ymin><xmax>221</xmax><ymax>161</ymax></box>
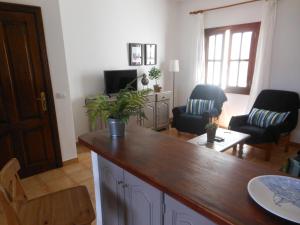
<box><xmin>144</xmin><ymin>44</ymin><xmax>157</xmax><ymax>65</ymax></box>
<box><xmin>129</xmin><ymin>43</ymin><xmax>143</xmax><ymax>66</ymax></box>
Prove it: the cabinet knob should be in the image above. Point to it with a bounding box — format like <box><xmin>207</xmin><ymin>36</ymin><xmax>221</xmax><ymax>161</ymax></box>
<box><xmin>122</xmin><ymin>184</ymin><xmax>128</xmax><ymax>188</ymax></box>
<box><xmin>117</xmin><ymin>181</ymin><xmax>123</xmax><ymax>185</ymax></box>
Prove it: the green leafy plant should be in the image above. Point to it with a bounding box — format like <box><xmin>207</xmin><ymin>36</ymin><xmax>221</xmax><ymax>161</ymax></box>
<box><xmin>86</xmin><ymin>87</ymin><xmax>151</xmax><ymax>129</ymax></box>
<box><xmin>205</xmin><ymin>122</ymin><xmax>218</xmax><ymax>130</ymax></box>
<box><xmin>148</xmin><ymin>67</ymin><xmax>161</xmax><ymax>84</ymax></box>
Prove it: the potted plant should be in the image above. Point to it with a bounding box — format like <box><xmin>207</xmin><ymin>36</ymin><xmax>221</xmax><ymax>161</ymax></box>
<box><xmin>148</xmin><ymin>67</ymin><xmax>162</xmax><ymax>92</ymax></box>
<box><xmin>205</xmin><ymin>122</ymin><xmax>218</xmax><ymax>143</ymax></box>
<box><xmin>86</xmin><ymin>88</ymin><xmax>151</xmax><ymax>137</ymax></box>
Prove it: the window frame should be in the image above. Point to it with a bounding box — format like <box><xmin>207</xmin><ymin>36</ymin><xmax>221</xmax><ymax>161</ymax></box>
<box><xmin>204</xmin><ymin>22</ymin><xmax>261</xmax><ymax>95</ymax></box>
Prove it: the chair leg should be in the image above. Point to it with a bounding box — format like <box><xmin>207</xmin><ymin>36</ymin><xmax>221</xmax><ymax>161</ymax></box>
<box><xmin>238</xmin><ymin>143</ymin><xmax>244</xmax><ymax>159</ymax></box>
<box><xmin>265</xmin><ymin>148</ymin><xmax>271</xmax><ymax>161</ymax></box>
<box><xmin>232</xmin><ymin>145</ymin><xmax>237</xmax><ymax>155</ymax></box>
<box><xmin>283</xmin><ymin>134</ymin><xmax>291</xmax><ymax>153</ymax></box>
<box><xmin>285</xmin><ymin>142</ymin><xmax>290</xmax><ymax>153</ymax></box>
<box><xmin>253</xmin><ymin>143</ymin><xmax>273</xmax><ymax>161</ymax></box>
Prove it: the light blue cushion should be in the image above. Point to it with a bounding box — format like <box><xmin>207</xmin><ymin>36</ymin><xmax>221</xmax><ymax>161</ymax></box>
<box><xmin>247</xmin><ymin>108</ymin><xmax>290</xmax><ymax>128</ymax></box>
<box><xmin>186</xmin><ymin>99</ymin><xmax>214</xmax><ymax>115</ymax></box>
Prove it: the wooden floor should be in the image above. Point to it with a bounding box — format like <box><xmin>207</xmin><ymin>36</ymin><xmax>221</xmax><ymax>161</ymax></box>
<box><xmin>162</xmin><ymin>128</ymin><xmax>299</xmax><ymax>171</ymax></box>
<box><xmin>0</xmin><ymin>127</ymin><xmax>298</xmax><ymax>225</ymax></box>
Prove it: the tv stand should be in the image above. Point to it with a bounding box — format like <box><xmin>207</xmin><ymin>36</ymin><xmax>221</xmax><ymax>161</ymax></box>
<box><xmin>85</xmin><ymin>91</ymin><xmax>172</xmax><ymax>131</ymax></box>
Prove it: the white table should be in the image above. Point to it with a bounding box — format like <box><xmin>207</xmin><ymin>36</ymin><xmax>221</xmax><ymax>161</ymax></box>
<box><xmin>188</xmin><ymin>128</ymin><xmax>250</xmax><ymax>158</ymax></box>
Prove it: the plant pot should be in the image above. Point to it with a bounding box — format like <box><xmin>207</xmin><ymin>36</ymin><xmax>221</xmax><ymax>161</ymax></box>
<box><xmin>207</xmin><ymin>128</ymin><xmax>217</xmax><ymax>143</ymax></box>
<box><xmin>108</xmin><ymin>118</ymin><xmax>125</xmax><ymax>137</ymax></box>
<box><xmin>153</xmin><ymin>84</ymin><xmax>162</xmax><ymax>92</ymax></box>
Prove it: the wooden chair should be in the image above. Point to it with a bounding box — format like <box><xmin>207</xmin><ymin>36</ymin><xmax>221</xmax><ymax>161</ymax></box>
<box><xmin>0</xmin><ymin>158</ymin><xmax>27</xmax><ymax>211</ymax></box>
<box><xmin>0</xmin><ymin>158</ymin><xmax>95</xmax><ymax>225</ymax></box>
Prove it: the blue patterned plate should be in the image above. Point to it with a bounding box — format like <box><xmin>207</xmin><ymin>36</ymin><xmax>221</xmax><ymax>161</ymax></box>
<box><xmin>248</xmin><ymin>175</ymin><xmax>300</xmax><ymax>223</ymax></box>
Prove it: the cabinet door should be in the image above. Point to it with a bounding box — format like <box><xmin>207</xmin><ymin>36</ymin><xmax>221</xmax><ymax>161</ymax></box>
<box><xmin>143</xmin><ymin>102</ymin><xmax>155</xmax><ymax>128</ymax></box>
<box><xmin>156</xmin><ymin>100</ymin><xmax>169</xmax><ymax>129</ymax></box>
<box><xmin>99</xmin><ymin>157</ymin><xmax>125</xmax><ymax>225</ymax></box>
<box><xmin>164</xmin><ymin>195</ymin><xmax>216</xmax><ymax>225</ymax></box>
<box><xmin>124</xmin><ymin>171</ymin><xmax>163</xmax><ymax>225</ymax></box>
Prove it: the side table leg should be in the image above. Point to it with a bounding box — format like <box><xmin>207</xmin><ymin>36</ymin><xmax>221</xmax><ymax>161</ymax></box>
<box><xmin>232</xmin><ymin>145</ymin><xmax>237</xmax><ymax>155</ymax></box>
<box><xmin>238</xmin><ymin>143</ymin><xmax>244</xmax><ymax>159</ymax></box>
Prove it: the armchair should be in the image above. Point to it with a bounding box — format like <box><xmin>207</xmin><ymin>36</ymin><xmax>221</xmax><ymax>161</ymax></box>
<box><xmin>229</xmin><ymin>89</ymin><xmax>300</xmax><ymax>160</ymax></box>
<box><xmin>172</xmin><ymin>85</ymin><xmax>227</xmax><ymax>135</ymax></box>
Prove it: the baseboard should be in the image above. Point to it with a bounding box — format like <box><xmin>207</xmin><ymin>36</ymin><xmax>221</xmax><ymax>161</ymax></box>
<box><xmin>63</xmin><ymin>157</ymin><xmax>79</xmax><ymax>166</ymax></box>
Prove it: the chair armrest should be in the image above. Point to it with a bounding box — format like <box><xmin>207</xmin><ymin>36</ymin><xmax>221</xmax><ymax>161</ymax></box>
<box><xmin>172</xmin><ymin>106</ymin><xmax>186</xmax><ymax>117</ymax></box>
<box><xmin>229</xmin><ymin>115</ymin><xmax>248</xmax><ymax>129</ymax></box>
<box><xmin>209</xmin><ymin>108</ymin><xmax>220</xmax><ymax>117</ymax></box>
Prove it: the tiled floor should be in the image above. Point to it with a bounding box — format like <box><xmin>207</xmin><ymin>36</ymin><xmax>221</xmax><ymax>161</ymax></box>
<box><xmin>22</xmin><ymin>147</ymin><xmax>94</xmax><ymax>201</ymax></box>
<box><xmin>1</xmin><ymin>128</ymin><xmax>299</xmax><ymax>225</ymax></box>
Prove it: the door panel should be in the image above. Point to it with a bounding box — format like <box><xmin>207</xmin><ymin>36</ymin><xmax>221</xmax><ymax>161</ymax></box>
<box><xmin>99</xmin><ymin>157</ymin><xmax>125</xmax><ymax>225</ymax></box>
<box><xmin>3</xmin><ymin>20</ymin><xmax>40</xmax><ymax>119</ymax></box>
<box><xmin>23</xmin><ymin>127</ymin><xmax>49</xmax><ymax>164</ymax></box>
<box><xmin>0</xmin><ymin>134</ymin><xmax>14</xmax><ymax>167</ymax></box>
<box><xmin>124</xmin><ymin>171</ymin><xmax>163</xmax><ymax>225</ymax></box>
<box><xmin>164</xmin><ymin>195</ymin><xmax>215</xmax><ymax>225</ymax></box>
<box><xmin>0</xmin><ymin>3</ymin><xmax>62</xmax><ymax>177</ymax></box>
<box><xmin>0</xmin><ymin>84</ymin><xmax>8</xmax><ymax>123</ymax></box>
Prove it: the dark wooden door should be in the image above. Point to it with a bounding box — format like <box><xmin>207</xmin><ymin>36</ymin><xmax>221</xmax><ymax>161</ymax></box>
<box><xmin>0</xmin><ymin>3</ymin><xmax>62</xmax><ymax>177</ymax></box>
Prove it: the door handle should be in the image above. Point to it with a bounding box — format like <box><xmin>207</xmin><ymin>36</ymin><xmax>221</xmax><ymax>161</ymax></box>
<box><xmin>37</xmin><ymin>91</ymin><xmax>48</xmax><ymax>112</ymax></box>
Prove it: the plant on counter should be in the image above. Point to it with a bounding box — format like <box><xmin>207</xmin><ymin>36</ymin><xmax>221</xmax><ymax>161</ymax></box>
<box><xmin>205</xmin><ymin>122</ymin><xmax>218</xmax><ymax>130</ymax></box>
<box><xmin>205</xmin><ymin>122</ymin><xmax>218</xmax><ymax>143</ymax></box>
<box><xmin>148</xmin><ymin>67</ymin><xmax>162</xmax><ymax>92</ymax></box>
<box><xmin>86</xmin><ymin>86</ymin><xmax>151</xmax><ymax>137</ymax></box>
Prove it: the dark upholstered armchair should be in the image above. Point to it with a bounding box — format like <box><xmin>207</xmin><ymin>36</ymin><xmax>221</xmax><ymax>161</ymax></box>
<box><xmin>229</xmin><ymin>89</ymin><xmax>300</xmax><ymax>160</ymax></box>
<box><xmin>172</xmin><ymin>85</ymin><xmax>227</xmax><ymax>135</ymax></box>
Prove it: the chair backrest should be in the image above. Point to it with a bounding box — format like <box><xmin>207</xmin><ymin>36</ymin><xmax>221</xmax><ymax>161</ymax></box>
<box><xmin>0</xmin><ymin>186</ymin><xmax>21</xmax><ymax>225</ymax></box>
<box><xmin>0</xmin><ymin>158</ymin><xmax>27</xmax><ymax>210</ymax></box>
<box><xmin>252</xmin><ymin>89</ymin><xmax>300</xmax><ymax>130</ymax></box>
<box><xmin>189</xmin><ymin>84</ymin><xmax>227</xmax><ymax>114</ymax></box>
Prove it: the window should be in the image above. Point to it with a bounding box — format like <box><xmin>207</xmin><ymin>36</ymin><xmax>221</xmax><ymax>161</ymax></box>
<box><xmin>205</xmin><ymin>22</ymin><xmax>260</xmax><ymax>94</ymax></box>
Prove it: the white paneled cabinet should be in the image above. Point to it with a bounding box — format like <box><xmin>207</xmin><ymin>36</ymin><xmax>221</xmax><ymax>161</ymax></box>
<box><xmin>99</xmin><ymin>156</ymin><xmax>163</xmax><ymax>225</ymax></box>
<box><xmin>164</xmin><ymin>195</ymin><xmax>215</xmax><ymax>225</ymax></box>
<box><xmin>97</xmin><ymin>156</ymin><xmax>215</xmax><ymax>225</ymax></box>
<box><xmin>124</xmin><ymin>172</ymin><xmax>163</xmax><ymax>225</ymax></box>
<box><xmin>99</xmin><ymin>157</ymin><xmax>125</xmax><ymax>225</ymax></box>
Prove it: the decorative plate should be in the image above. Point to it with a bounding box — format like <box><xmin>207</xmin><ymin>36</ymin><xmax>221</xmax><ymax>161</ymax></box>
<box><xmin>248</xmin><ymin>175</ymin><xmax>300</xmax><ymax>223</ymax></box>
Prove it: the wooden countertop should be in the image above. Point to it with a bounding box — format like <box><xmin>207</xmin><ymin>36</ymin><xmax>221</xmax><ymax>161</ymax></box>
<box><xmin>79</xmin><ymin>127</ymin><xmax>294</xmax><ymax>225</ymax></box>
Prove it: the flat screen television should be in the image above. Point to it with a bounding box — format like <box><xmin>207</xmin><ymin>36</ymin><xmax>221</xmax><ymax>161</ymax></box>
<box><xmin>104</xmin><ymin>70</ymin><xmax>137</xmax><ymax>94</ymax></box>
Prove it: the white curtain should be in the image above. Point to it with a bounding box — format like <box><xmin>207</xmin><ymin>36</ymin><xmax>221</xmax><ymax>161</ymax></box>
<box><xmin>247</xmin><ymin>0</ymin><xmax>278</xmax><ymax>110</ymax></box>
<box><xmin>192</xmin><ymin>13</ymin><xmax>205</xmax><ymax>84</ymax></box>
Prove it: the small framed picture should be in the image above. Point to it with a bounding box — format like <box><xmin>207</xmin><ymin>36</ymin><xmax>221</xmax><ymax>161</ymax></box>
<box><xmin>129</xmin><ymin>43</ymin><xmax>143</xmax><ymax>66</ymax></box>
<box><xmin>144</xmin><ymin>44</ymin><xmax>157</xmax><ymax>65</ymax></box>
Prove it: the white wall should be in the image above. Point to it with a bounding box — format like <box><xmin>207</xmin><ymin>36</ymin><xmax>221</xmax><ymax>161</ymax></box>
<box><xmin>3</xmin><ymin>0</ymin><xmax>77</xmax><ymax>161</ymax></box>
<box><xmin>270</xmin><ymin>0</ymin><xmax>300</xmax><ymax>142</ymax></box>
<box><xmin>58</xmin><ymin>0</ymin><xmax>178</xmax><ymax>137</ymax></box>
